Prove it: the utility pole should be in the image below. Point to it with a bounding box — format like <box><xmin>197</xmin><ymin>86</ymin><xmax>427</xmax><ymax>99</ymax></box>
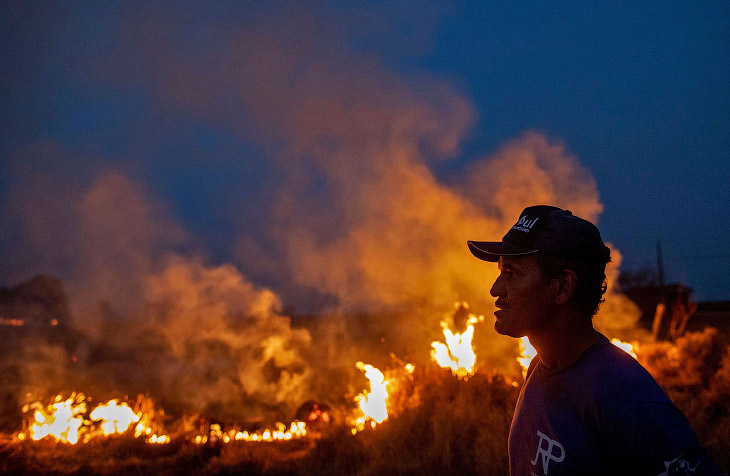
<box><xmin>656</xmin><ymin>239</ymin><xmax>665</xmax><ymax>287</ymax></box>
<box><xmin>652</xmin><ymin>239</ymin><xmax>667</xmax><ymax>341</ymax></box>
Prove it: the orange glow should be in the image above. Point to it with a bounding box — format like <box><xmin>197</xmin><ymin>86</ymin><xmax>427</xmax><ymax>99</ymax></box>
<box><xmin>18</xmin><ymin>393</ymin><xmax>312</xmax><ymax>446</ymax></box>
<box><xmin>611</xmin><ymin>338</ymin><xmax>638</xmax><ymax>359</ymax></box>
<box><xmin>517</xmin><ymin>336</ymin><xmax>537</xmax><ymax>377</ymax></box>
<box><xmin>431</xmin><ymin>306</ymin><xmax>483</xmax><ymax>379</ymax></box>
<box><xmin>0</xmin><ymin>317</ymin><xmax>24</xmax><ymax>326</ymax></box>
<box><xmin>18</xmin><ymin>394</ymin><xmax>170</xmax><ymax>445</ymax></box>
<box><xmin>517</xmin><ymin>337</ymin><xmax>638</xmax><ymax>378</ymax></box>
<box><xmin>27</xmin><ymin>394</ymin><xmax>86</xmax><ymax>444</ymax></box>
<box><xmin>194</xmin><ymin>421</ymin><xmax>307</xmax><ymax>444</ymax></box>
<box><xmin>89</xmin><ymin>399</ymin><xmax>139</xmax><ymax>435</ymax></box>
<box><xmin>352</xmin><ymin>361</ymin><xmax>389</xmax><ymax>432</ymax></box>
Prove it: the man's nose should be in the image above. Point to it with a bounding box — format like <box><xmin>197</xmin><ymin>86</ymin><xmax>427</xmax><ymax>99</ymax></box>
<box><xmin>490</xmin><ymin>275</ymin><xmax>504</xmax><ymax>298</ymax></box>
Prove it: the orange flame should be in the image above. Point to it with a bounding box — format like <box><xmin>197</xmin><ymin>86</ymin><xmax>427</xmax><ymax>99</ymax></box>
<box><xmin>517</xmin><ymin>336</ymin><xmax>537</xmax><ymax>378</ymax></box>
<box><xmin>517</xmin><ymin>337</ymin><xmax>638</xmax><ymax>378</ymax></box>
<box><xmin>19</xmin><ymin>394</ymin><xmax>170</xmax><ymax>444</ymax></box>
<box><xmin>89</xmin><ymin>399</ymin><xmax>139</xmax><ymax>436</ymax></box>
<box><xmin>430</xmin><ymin>307</ymin><xmax>483</xmax><ymax>379</ymax></box>
<box><xmin>26</xmin><ymin>394</ymin><xmax>86</xmax><ymax>444</ymax></box>
<box><xmin>352</xmin><ymin>361</ymin><xmax>389</xmax><ymax>433</ymax></box>
<box><xmin>610</xmin><ymin>338</ymin><xmax>638</xmax><ymax>359</ymax></box>
<box><xmin>193</xmin><ymin>421</ymin><xmax>307</xmax><ymax>445</ymax></box>
<box><xmin>18</xmin><ymin>392</ymin><xmax>312</xmax><ymax>446</ymax></box>
<box><xmin>0</xmin><ymin>317</ymin><xmax>25</xmax><ymax>326</ymax></box>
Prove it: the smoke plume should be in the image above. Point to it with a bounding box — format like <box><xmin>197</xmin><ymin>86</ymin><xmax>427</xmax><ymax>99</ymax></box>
<box><xmin>0</xmin><ymin>3</ymin><xmax>641</xmax><ymax>421</ymax></box>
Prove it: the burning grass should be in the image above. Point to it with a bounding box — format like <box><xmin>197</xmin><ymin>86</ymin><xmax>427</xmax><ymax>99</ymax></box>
<box><xmin>639</xmin><ymin>327</ymin><xmax>730</xmax><ymax>471</ymax></box>
<box><xmin>1</xmin><ymin>368</ymin><xmax>518</xmax><ymax>476</ymax></box>
<box><xmin>2</xmin><ymin>324</ymin><xmax>729</xmax><ymax>475</ymax></box>
<box><xmin>0</xmin><ymin>434</ymin><xmax>314</xmax><ymax>476</ymax></box>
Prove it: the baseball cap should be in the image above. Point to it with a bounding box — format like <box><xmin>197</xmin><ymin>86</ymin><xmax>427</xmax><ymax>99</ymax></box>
<box><xmin>467</xmin><ymin>205</ymin><xmax>610</xmax><ymax>269</ymax></box>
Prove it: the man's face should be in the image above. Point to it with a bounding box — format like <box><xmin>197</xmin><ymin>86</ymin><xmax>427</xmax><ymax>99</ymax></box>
<box><xmin>489</xmin><ymin>255</ymin><xmax>557</xmax><ymax>338</ymax></box>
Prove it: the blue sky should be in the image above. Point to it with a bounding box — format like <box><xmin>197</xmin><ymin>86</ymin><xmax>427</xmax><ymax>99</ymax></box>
<box><xmin>2</xmin><ymin>1</ymin><xmax>729</xmax><ymax>303</ymax></box>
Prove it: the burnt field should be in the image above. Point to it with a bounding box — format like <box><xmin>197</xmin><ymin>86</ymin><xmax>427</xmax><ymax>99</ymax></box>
<box><xmin>2</xmin><ymin>277</ymin><xmax>729</xmax><ymax>475</ymax></box>
<box><xmin>1</xmin><ymin>370</ymin><xmax>517</xmax><ymax>476</ymax></box>
<box><xmin>2</xmin><ymin>327</ymin><xmax>729</xmax><ymax>476</ymax></box>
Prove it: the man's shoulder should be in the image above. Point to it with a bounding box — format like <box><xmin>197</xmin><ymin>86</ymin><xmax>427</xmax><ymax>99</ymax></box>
<box><xmin>583</xmin><ymin>336</ymin><xmax>654</xmax><ymax>381</ymax></box>
<box><xmin>523</xmin><ymin>336</ymin><xmax>675</xmax><ymax>419</ymax></box>
<box><xmin>570</xmin><ymin>337</ymin><xmax>673</xmax><ymax>412</ymax></box>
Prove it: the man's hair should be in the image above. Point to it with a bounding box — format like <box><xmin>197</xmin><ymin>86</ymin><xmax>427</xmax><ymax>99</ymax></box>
<box><xmin>535</xmin><ymin>252</ymin><xmax>609</xmax><ymax>317</ymax></box>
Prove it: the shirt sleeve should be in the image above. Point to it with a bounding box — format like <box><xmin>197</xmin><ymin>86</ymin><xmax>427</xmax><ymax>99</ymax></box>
<box><xmin>606</xmin><ymin>401</ymin><xmax>725</xmax><ymax>476</ymax></box>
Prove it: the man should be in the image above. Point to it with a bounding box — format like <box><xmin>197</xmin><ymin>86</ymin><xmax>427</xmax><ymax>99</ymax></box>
<box><xmin>467</xmin><ymin>205</ymin><xmax>723</xmax><ymax>476</ymax></box>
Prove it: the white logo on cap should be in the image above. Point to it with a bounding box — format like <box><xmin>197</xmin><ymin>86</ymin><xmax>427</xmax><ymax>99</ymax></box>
<box><xmin>512</xmin><ymin>216</ymin><xmax>539</xmax><ymax>233</ymax></box>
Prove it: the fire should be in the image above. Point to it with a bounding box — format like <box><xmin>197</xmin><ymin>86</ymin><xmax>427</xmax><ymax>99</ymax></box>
<box><xmin>352</xmin><ymin>361</ymin><xmax>389</xmax><ymax>433</ymax></box>
<box><xmin>517</xmin><ymin>336</ymin><xmax>537</xmax><ymax>378</ymax></box>
<box><xmin>430</xmin><ymin>306</ymin><xmax>483</xmax><ymax>379</ymax></box>
<box><xmin>610</xmin><ymin>338</ymin><xmax>638</xmax><ymax>359</ymax></box>
<box><xmin>133</xmin><ymin>419</ymin><xmax>171</xmax><ymax>444</ymax></box>
<box><xmin>517</xmin><ymin>337</ymin><xmax>638</xmax><ymax>377</ymax></box>
<box><xmin>17</xmin><ymin>392</ymin><xmax>312</xmax><ymax>446</ymax></box>
<box><xmin>89</xmin><ymin>399</ymin><xmax>139</xmax><ymax>436</ymax></box>
<box><xmin>26</xmin><ymin>394</ymin><xmax>86</xmax><ymax>444</ymax></box>
<box><xmin>194</xmin><ymin>421</ymin><xmax>307</xmax><ymax>444</ymax></box>
<box><xmin>19</xmin><ymin>393</ymin><xmax>170</xmax><ymax>444</ymax></box>
<box><xmin>0</xmin><ymin>317</ymin><xmax>25</xmax><ymax>326</ymax></box>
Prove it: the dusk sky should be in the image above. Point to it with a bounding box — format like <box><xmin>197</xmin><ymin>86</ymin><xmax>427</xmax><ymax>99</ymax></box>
<box><xmin>2</xmin><ymin>1</ymin><xmax>729</xmax><ymax>307</ymax></box>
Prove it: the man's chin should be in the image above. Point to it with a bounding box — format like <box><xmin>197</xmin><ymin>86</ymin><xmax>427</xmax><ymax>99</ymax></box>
<box><xmin>494</xmin><ymin>319</ymin><xmax>523</xmax><ymax>339</ymax></box>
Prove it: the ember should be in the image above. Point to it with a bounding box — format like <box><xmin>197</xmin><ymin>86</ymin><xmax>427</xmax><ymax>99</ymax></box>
<box><xmin>193</xmin><ymin>421</ymin><xmax>307</xmax><ymax>444</ymax></box>
<box><xmin>0</xmin><ymin>317</ymin><xmax>25</xmax><ymax>326</ymax></box>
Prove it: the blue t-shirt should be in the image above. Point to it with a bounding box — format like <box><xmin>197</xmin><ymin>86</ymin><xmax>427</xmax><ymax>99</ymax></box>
<box><xmin>509</xmin><ymin>334</ymin><xmax>723</xmax><ymax>476</ymax></box>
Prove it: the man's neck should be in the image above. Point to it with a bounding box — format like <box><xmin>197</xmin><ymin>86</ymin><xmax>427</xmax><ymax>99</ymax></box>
<box><xmin>528</xmin><ymin>316</ymin><xmax>602</xmax><ymax>370</ymax></box>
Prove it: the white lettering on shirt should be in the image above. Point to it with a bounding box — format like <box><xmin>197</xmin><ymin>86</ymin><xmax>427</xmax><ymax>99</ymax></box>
<box><xmin>531</xmin><ymin>430</ymin><xmax>565</xmax><ymax>475</ymax></box>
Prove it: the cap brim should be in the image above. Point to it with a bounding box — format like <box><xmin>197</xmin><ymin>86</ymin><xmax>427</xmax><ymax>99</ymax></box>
<box><xmin>467</xmin><ymin>241</ymin><xmax>539</xmax><ymax>262</ymax></box>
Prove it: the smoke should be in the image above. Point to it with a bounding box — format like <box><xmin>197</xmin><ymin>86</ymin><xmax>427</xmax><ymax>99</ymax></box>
<box><xmin>1</xmin><ymin>161</ymin><xmax>314</xmax><ymax>421</ymax></box>
<box><xmin>1</xmin><ymin>2</ymin><xmax>642</xmax><ymax>421</ymax></box>
<box><xmin>1</xmin><ymin>149</ymin><xmax>314</xmax><ymax>419</ymax></box>
<box><xmin>458</xmin><ymin>131</ymin><xmax>604</xmax><ymax>223</ymax></box>
<box><xmin>0</xmin><ymin>151</ymin><xmax>189</xmax><ymax>335</ymax></box>
<box><xmin>94</xmin><ymin>5</ymin><xmax>637</xmax><ymax>330</ymax></box>
<box><xmin>0</xmin><ymin>141</ymin><xmax>90</xmax><ymax>285</ymax></box>
<box><xmin>456</xmin><ymin>131</ymin><xmax>641</xmax><ymax>336</ymax></box>
<box><xmin>596</xmin><ymin>246</ymin><xmax>644</xmax><ymax>338</ymax></box>
<box><xmin>138</xmin><ymin>256</ymin><xmax>311</xmax><ymax>420</ymax></box>
<box><xmin>72</xmin><ymin>172</ymin><xmax>190</xmax><ymax>323</ymax></box>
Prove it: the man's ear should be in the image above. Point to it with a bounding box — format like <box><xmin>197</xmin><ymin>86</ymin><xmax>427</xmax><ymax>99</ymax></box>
<box><xmin>554</xmin><ymin>269</ymin><xmax>577</xmax><ymax>305</ymax></box>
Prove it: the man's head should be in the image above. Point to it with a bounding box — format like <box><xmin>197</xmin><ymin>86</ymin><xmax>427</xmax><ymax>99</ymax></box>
<box><xmin>467</xmin><ymin>205</ymin><xmax>611</xmax><ymax>336</ymax></box>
